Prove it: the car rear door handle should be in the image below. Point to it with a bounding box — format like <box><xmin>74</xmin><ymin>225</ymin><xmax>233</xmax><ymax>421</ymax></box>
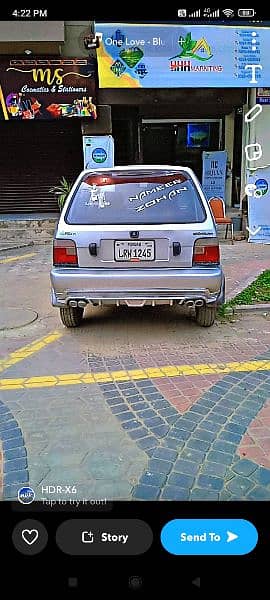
<box><xmin>89</xmin><ymin>243</ymin><xmax>97</xmax><ymax>256</ymax></box>
<box><xmin>172</xmin><ymin>242</ymin><xmax>181</xmax><ymax>256</ymax></box>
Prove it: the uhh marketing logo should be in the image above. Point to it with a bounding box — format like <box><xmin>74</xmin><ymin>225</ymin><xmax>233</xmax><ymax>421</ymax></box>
<box><xmin>169</xmin><ymin>32</ymin><xmax>223</xmax><ymax>73</ymax></box>
<box><xmin>172</xmin><ymin>32</ymin><xmax>213</xmax><ymax>61</ymax></box>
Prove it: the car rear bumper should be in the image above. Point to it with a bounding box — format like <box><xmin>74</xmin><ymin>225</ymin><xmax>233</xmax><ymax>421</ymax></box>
<box><xmin>50</xmin><ymin>267</ymin><xmax>224</xmax><ymax>308</ymax></box>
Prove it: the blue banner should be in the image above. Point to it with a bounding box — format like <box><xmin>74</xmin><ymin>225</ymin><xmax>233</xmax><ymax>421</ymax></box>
<box><xmin>83</xmin><ymin>135</ymin><xmax>114</xmax><ymax>169</ymax></box>
<box><xmin>248</xmin><ymin>168</ymin><xmax>270</xmax><ymax>243</ymax></box>
<box><xmin>202</xmin><ymin>151</ymin><xmax>227</xmax><ymax>202</ymax></box>
<box><xmin>96</xmin><ymin>24</ymin><xmax>269</xmax><ymax>88</ymax></box>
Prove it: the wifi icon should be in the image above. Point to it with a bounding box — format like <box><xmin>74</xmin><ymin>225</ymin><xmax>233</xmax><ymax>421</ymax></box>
<box><xmin>222</xmin><ymin>8</ymin><xmax>234</xmax><ymax>17</ymax></box>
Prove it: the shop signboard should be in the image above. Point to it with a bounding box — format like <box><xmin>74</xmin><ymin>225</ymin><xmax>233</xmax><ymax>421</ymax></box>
<box><xmin>247</xmin><ymin>168</ymin><xmax>270</xmax><ymax>243</ymax></box>
<box><xmin>202</xmin><ymin>151</ymin><xmax>227</xmax><ymax>202</ymax></box>
<box><xmin>0</xmin><ymin>57</ymin><xmax>97</xmax><ymax>120</ymax></box>
<box><xmin>96</xmin><ymin>23</ymin><xmax>270</xmax><ymax>88</ymax></box>
<box><xmin>83</xmin><ymin>136</ymin><xmax>114</xmax><ymax>169</ymax></box>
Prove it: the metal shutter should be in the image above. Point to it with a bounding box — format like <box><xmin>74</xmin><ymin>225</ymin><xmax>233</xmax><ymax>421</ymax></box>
<box><xmin>0</xmin><ymin>120</ymin><xmax>83</xmax><ymax>213</ymax></box>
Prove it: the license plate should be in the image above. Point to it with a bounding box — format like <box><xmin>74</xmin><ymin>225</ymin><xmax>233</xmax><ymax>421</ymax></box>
<box><xmin>114</xmin><ymin>240</ymin><xmax>155</xmax><ymax>262</ymax></box>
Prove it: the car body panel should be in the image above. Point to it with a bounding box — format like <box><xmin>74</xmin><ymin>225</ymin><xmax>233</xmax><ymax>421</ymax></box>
<box><xmin>50</xmin><ymin>266</ymin><xmax>222</xmax><ymax>305</ymax></box>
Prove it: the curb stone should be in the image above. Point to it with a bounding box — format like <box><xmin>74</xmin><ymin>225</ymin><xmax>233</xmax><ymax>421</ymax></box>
<box><xmin>0</xmin><ymin>242</ymin><xmax>34</xmax><ymax>253</ymax></box>
<box><xmin>227</xmin><ymin>304</ymin><xmax>270</xmax><ymax>314</ymax></box>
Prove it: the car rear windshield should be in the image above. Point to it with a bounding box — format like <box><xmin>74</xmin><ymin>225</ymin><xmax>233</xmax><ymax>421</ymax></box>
<box><xmin>65</xmin><ymin>171</ymin><xmax>207</xmax><ymax>225</ymax></box>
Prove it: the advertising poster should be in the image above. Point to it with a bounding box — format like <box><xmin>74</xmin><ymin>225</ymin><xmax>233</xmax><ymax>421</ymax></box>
<box><xmin>247</xmin><ymin>168</ymin><xmax>270</xmax><ymax>243</ymax></box>
<box><xmin>0</xmin><ymin>57</ymin><xmax>97</xmax><ymax>120</ymax></box>
<box><xmin>96</xmin><ymin>24</ymin><xmax>269</xmax><ymax>88</ymax></box>
<box><xmin>83</xmin><ymin>136</ymin><xmax>114</xmax><ymax>169</ymax></box>
<box><xmin>202</xmin><ymin>151</ymin><xmax>227</xmax><ymax>202</ymax></box>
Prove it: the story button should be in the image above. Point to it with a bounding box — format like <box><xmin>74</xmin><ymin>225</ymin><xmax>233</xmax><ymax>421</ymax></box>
<box><xmin>56</xmin><ymin>519</ymin><xmax>153</xmax><ymax>555</ymax></box>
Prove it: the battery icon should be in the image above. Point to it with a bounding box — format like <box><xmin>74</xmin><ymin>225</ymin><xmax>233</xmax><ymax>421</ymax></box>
<box><xmin>238</xmin><ymin>9</ymin><xmax>256</xmax><ymax>17</ymax></box>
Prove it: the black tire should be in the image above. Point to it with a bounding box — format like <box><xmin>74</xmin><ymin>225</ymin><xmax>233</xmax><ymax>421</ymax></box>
<box><xmin>59</xmin><ymin>306</ymin><xmax>84</xmax><ymax>328</ymax></box>
<box><xmin>195</xmin><ymin>305</ymin><xmax>217</xmax><ymax>327</ymax></box>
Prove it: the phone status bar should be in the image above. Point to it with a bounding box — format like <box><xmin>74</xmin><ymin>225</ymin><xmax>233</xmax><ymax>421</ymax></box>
<box><xmin>2</xmin><ymin>8</ymin><xmax>270</xmax><ymax>23</ymax></box>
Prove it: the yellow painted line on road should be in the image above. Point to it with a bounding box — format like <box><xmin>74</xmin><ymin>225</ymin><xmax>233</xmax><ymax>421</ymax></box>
<box><xmin>0</xmin><ymin>359</ymin><xmax>270</xmax><ymax>391</ymax></box>
<box><xmin>0</xmin><ymin>331</ymin><xmax>62</xmax><ymax>374</ymax></box>
<box><xmin>0</xmin><ymin>252</ymin><xmax>36</xmax><ymax>264</ymax></box>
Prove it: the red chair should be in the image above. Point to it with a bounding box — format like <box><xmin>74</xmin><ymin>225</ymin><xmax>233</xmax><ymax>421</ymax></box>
<box><xmin>209</xmin><ymin>197</ymin><xmax>234</xmax><ymax>244</ymax></box>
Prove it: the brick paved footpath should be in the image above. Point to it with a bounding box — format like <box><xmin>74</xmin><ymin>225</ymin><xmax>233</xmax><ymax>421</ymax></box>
<box><xmin>0</xmin><ymin>241</ymin><xmax>270</xmax><ymax>501</ymax></box>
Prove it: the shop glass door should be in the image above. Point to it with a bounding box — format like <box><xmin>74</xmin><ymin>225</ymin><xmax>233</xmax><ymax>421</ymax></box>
<box><xmin>141</xmin><ymin>120</ymin><xmax>221</xmax><ymax>182</ymax></box>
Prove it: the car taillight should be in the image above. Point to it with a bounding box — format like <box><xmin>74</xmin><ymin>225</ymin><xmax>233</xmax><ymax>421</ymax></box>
<box><xmin>193</xmin><ymin>238</ymin><xmax>220</xmax><ymax>265</ymax></box>
<box><xmin>53</xmin><ymin>239</ymin><xmax>78</xmax><ymax>266</ymax></box>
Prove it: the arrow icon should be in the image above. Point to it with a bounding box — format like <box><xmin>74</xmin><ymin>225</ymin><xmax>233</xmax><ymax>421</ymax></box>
<box><xmin>246</xmin><ymin>226</ymin><xmax>261</xmax><ymax>236</ymax></box>
<box><xmin>227</xmin><ymin>531</ymin><xmax>238</xmax><ymax>543</ymax></box>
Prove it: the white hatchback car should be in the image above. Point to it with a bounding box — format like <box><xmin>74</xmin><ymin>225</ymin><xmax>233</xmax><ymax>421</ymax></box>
<box><xmin>50</xmin><ymin>165</ymin><xmax>225</xmax><ymax>327</ymax></box>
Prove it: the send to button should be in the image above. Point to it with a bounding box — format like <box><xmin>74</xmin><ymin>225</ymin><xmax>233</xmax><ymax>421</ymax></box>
<box><xmin>161</xmin><ymin>519</ymin><xmax>258</xmax><ymax>555</ymax></box>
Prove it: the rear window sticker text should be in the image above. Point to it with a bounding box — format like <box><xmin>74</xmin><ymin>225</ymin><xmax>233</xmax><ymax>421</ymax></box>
<box><xmin>129</xmin><ymin>179</ymin><xmax>184</xmax><ymax>202</ymax></box>
<box><xmin>135</xmin><ymin>187</ymin><xmax>188</xmax><ymax>212</ymax></box>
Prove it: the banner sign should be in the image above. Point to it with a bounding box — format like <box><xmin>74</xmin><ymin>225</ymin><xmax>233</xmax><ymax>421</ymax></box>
<box><xmin>247</xmin><ymin>168</ymin><xmax>270</xmax><ymax>243</ymax></box>
<box><xmin>202</xmin><ymin>151</ymin><xmax>227</xmax><ymax>202</ymax></box>
<box><xmin>83</xmin><ymin>135</ymin><xmax>114</xmax><ymax>169</ymax></box>
<box><xmin>96</xmin><ymin>24</ymin><xmax>269</xmax><ymax>88</ymax></box>
<box><xmin>256</xmin><ymin>88</ymin><xmax>270</xmax><ymax>104</ymax></box>
<box><xmin>0</xmin><ymin>57</ymin><xmax>97</xmax><ymax>120</ymax></box>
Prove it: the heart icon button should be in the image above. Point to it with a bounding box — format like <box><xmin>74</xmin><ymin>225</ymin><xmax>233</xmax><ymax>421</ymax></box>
<box><xmin>22</xmin><ymin>529</ymin><xmax>39</xmax><ymax>545</ymax></box>
<box><xmin>13</xmin><ymin>520</ymin><xmax>48</xmax><ymax>555</ymax></box>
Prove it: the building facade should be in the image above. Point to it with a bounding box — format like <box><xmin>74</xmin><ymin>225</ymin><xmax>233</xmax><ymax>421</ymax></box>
<box><xmin>0</xmin><ymin>19</ymin><xmax>269</xmax><ymax>231</ymax></box>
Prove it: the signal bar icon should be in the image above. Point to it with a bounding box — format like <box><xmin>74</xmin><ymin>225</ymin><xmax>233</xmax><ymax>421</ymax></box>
<box><xmin>189</xmin><ymin>9</ymin><xmax>201</xmax><ymax>18</ymax></box>
<box><xmin>205</xmin><ymin>9</ymin><xmax>220</xmax><ymax>17</ymax></box>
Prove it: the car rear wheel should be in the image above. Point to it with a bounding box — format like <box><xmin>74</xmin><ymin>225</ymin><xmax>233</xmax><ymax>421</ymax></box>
<box><xmin>59</xmin><ymin>306</ymin><xmax>84</xmax><ymax>328</ymax></box>
<box><xmin>195</xmin><ymin>306</ymin><xmax>217</xmax><ymax>327</ymax></box>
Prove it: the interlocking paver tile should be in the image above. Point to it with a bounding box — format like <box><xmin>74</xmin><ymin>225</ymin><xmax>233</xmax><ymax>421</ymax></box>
<box><xmin>190</xmin><ymin>488</ymin><xmax>219</xmax><ymax>500</ymax></box>
<box><xmin>133</xmin><ymin>484</ymin><xmax>160</xmax><ymax>500</ymax></box>
<box><xmin>140</xmin><ymin>472</ymin><xmax>167</xmax><ymax>487</ymax></box>
<box><xmin>226</xmin><ymin>476</ymin><xmax>255</xmax><ymax>496</ymax></box>
<box><xmin>246</xmin><ymin>486</ymin><xmax>270</xmax><ymax>500</ymax></box>
<box><xmin>251</xmin><ymin>466</ymin><xmax>270</xmax><ymax>487</ymax></box>
<box><xmin>200</xmin><ymin>462</ymin><xmax>228</xmax><ymax>477</ymax></box>
<box><xmin>232</xmin><ymin>459</ymin><xmax>258</xmax><ymax>477</ymax></box>
<box><xmin>186</xmin><ymin>438</ymin><xmax>212</xmax><ymax>452</ymax></box>
<box><xmin>161</xmin><ymin>486</ymin><xmax>189</xmax><ymax>500</ymax></box>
